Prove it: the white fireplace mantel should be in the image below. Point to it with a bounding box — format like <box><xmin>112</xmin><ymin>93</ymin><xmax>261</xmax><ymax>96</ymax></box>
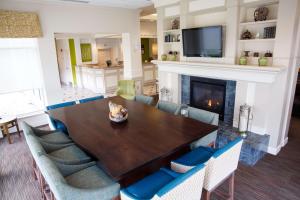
<box><xmin>152</xmin><ymin>60</ymin><xmax>286</xmax><ymax>84</ymax></box>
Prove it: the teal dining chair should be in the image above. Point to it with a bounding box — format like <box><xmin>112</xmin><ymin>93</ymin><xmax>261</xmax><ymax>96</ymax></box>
<box><xmin>156</xmin><ymin>100</ymin><xmax>182</xmax><ymax>115</ymax></box>
<box><xmin>171</xmin><ymin>137</ymin><xmax>243</xmax><ymax>200</ymax></box>
<box><xmin>121</xmin><ymin>164</ymin><xmax>206</xmax><ymax>200</ymax></box>
<box><xmin>182</xmin><ymin>106</ymin><xmax>219</xmax><ymax>148</ymax></box>
<box><xmin>79</xmin><ymin>95</ymin><xmax>104</xmax><ymax>104</ymax></box>
<box><xmin>134</xmin><ymin>95</ymin><xmax>154</xmax><ymax>105</ymax></box>
<box><xmin>46</xmin><ymin>101</ymin><xmax>76</xmax><ymax>133</ymax></box>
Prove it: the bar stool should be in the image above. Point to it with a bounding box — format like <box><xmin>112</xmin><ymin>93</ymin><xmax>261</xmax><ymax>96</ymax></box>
<box><xmin>0</xmin><ymin>116</ymin><xmax>21</xmax><ymax>144</ymax></box>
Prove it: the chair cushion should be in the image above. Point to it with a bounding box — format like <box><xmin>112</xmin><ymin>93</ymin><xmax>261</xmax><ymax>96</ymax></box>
<box><xmin>124</xmin><ymin>169</ymin><xmax>176</xmax><ymax>199</ymax></box>
<box><xmin>49</xmin><ymin>145</ymin><xmax>91</xmax><ymax>164</ymax></box>
<box><xmin>65</xmin><ymin>165</ymin><xmax>116</xmax><ymax>189</ymax></box>
<box><xmin>173</xmin><ymin>146</ymin><xmax>215</xmax><ymax>166</ymax></box>
<box><xmin>40</xmin><ymin>132</ymin><xmax>72</xmax><ymax>144</ymax></box>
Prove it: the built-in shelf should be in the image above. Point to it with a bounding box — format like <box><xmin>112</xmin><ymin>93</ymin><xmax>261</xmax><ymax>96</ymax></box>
<box><xmin>240</xmin><ymin>19</ymin><xmax>277</xmax><ymax>26</ymax></box>
<box><xmin>163</xmin><ymin>29</ymin><xmax>181</xmax><ymax>33</ymax></box>
<box><xmin>239</xmin><ymin>38</ymin><xmax>275</xmax><ymax>43</ymax></box>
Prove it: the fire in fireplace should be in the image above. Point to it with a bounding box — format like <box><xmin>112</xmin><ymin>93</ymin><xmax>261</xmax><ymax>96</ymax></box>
<box><xmin>190</xmin><ymin>77</ymin><xmax>226</xmax><ymax>120</ymax></box>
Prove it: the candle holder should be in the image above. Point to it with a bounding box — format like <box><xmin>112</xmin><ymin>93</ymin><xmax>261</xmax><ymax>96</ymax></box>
<box><xmin>238</xmin><ymin>104</ymin><xmax>252</xmax><ymax>138</ymax></box>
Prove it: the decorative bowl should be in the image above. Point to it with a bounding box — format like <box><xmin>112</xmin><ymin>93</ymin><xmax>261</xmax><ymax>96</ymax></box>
<box><xmin>109</xmin><ymin>112</ymin><xmax>128</xmax><ymax>123</ymax></box>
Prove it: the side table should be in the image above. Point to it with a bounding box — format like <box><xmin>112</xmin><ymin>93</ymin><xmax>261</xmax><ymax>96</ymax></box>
<box><xmin>0</xmin><ymin>116</ymin><xmax>21</xmax><ymax>144</ymax></box>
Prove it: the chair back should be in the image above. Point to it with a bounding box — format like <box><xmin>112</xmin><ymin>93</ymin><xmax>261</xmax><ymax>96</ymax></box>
<box><xmin>46</xmin><ymin>101</ymin><xmax>76</xmax><ymax>110</ymax></box>
<box><xmin>135</xmin><ymin>95</ymin><xmax>154</xmax><ymax>105</ymax></box>
<box><xmin>187</xmin><ymin>106</ymin><xmax>219</xmax><ymax>125</ymax></box>
<box><xmin>23</xmin><ymin>124</ymin><xmax>47</xmax><ymax>160</ymax></box>
<box><xmin>79</xmin><ymin>95</ymin><xmax>104</xmax><ymax>104</ymax></box>
<box><xmin>154</xmin><ymin>164</ymin><xmax>206</xmax><ymax>200</ymax></box>
<box><xmin>204</xmin><ymin>137</ymin><xmax>243</xmax><ymax>191</ymax></box>
<box><xmin>156</xmin><ymin>101</ymin><xmax>181</xmax><ymax>115</ymax></box>
<box><xmin>117</xmin><ymin>80</ymin><xmax>136</xmax><ymax>96</ymax></box>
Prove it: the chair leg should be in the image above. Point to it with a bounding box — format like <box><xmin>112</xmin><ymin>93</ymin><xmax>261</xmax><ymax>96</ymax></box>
<box><xmin>3</xmin><ymin>125</ymin><xmax>12</xmax><ymax>144</ymax></box>
<box><xmin>15</xmin><ymin>120</ymin><xmax>21</xmax><ymax>138</ymax></box>
<box><xmin>112</xmin><ymin>196</ymin><xmax>120</xmax><ymax>200</ymax></box>
<box><xmin>32</xmin><ymin>159</ymin><xmax>38</xmax><ymax>180</ymax></box>
<box><xmin>228</xmin><ymin>173</ymin><xmax>235</xmax><ymax>200</ymax></box>
<box><xmin>203</xmin><ymin>190</ymin><xmax>211</xmax><ymax>200</ymax></box>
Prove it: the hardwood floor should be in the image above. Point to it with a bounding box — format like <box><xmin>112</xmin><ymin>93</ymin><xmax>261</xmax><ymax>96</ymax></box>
<box><xmin>0</xmin><ymin>118</ymin><xmax>300</xmax><ymax>200</ymax></box>
<box><xmin>218</xmin><ymin>117</ymin><xmax>300</xmax><ymax>200</ymax></box>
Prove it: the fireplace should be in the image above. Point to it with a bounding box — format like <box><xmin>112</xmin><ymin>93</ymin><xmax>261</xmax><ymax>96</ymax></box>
<box><xmin>190</xmin><ymin>77</ymin><xmax>226</xmax><ymax>120</ymax></box>
<box><xmin>182</xmin><ymin>75</ymin><xmax>236</xmax><ymax>125</ymax></box>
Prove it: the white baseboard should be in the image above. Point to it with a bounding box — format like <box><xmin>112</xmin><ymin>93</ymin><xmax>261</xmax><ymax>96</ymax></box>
<box><xmin>267</xmin><ymin>145</ymin><xmax>281</xmax><ymax>155</ymax></box>
<box><xmin>282</xmin><ymin>137</ymin><xmax>288</xmax><ymax>147</ymax></box>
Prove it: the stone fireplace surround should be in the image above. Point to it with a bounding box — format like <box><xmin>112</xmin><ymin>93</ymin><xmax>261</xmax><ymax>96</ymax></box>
<box><xmin>181</xmin><ymin>75</ymin><xmax>236</xmax><ymax>126</ymax></box>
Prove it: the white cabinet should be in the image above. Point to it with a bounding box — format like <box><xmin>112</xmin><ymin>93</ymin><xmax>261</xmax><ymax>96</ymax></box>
<box><xmin>77</xmin><ymin>66</ymin><xmax>123</xmax><ymax>94</ymax></box>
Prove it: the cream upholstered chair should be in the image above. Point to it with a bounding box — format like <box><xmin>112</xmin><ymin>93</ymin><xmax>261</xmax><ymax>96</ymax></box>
<box><xmin>171</xmin><ymin>138</ymin><xmax>243</xmax><ymax>200</ymax></box>
<box><xmin>120</xmin><ymin>164</ymin><xmax>206</xmax><ymax>200</ymax></box>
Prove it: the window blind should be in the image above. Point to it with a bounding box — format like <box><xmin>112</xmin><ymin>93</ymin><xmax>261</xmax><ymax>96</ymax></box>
<box><xmin>0</xmin><ymin>38</ymin><xmax>43</xmax><ymax>94</ymax></box>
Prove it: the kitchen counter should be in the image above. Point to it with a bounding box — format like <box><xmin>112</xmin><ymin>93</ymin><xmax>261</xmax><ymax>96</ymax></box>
<box><xmin>76</xmin><ymin>65</ymin><xmax>123</xmax><ymax>93</ymax></box>
<box><xmin>82</xmin><ymin>64</ymin><xmax>123</xmax><ymax>70</ymax></box>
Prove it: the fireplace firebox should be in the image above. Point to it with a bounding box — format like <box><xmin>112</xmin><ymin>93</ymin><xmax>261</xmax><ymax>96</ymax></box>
<box><xmin>190</xmin><ymin>77</ymin><xmax>227</xmax><ymax>121</ymax></box>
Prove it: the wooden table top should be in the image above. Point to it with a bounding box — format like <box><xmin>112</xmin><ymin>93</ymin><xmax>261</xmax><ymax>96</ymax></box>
<box><xmin>48</xmin><ymin>96</ymin><xmax>218</xmax><ymax>186</ymax></box>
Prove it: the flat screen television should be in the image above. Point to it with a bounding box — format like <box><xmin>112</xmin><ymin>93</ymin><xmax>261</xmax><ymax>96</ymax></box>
<box><xmin>182</xmin><ymin>26</ymin><xmax>223</xmax><ymax>57</ymax></box>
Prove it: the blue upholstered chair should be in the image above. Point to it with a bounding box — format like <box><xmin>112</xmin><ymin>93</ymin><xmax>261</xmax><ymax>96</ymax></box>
<box><xmin>46</xmin><ymin>101</ymin><xmax>76</xmax><ymax>133</ymax></box>
<box><xmin>23</xmin><ymin>122</ymin><xmax>92</xmax><ymax>165</ymax></box>
<box><xmin>134</xmin><ymin>95</ymin><xmax>154</xmax><ymax>105</ymax></box>
<box><xmin>183</xmin><ymin>106</ymin><xmax>219</xmax><ymax>148</ymax></box>
<box><xmin>121</xmin><ymin>164</ymin><xmax>206</xmax><ymax>200</ymax></box>
<box><xmin>171</xmin><ymin>138</ymin><xmax>243</xmax><ymax>200</ymax></box>
<box><xmin>79</xmin><ymin>95</ymin><xmax>104</xmax><ymax>104</ymax></box>
<box><xmin>36</xmin><ymin>155</ymin><xmax>120</xmax><ymax>200</ymax></box>
<box><xmin>156</xmin><ymin>101</ymin><xmax>182</xmax><ymax>115</ymax></box>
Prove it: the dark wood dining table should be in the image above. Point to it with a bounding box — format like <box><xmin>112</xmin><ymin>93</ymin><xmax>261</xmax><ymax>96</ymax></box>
<box><xmin>48</xmin><ymin>96</ymin><xmax>218</xmax><ymax>187</ymax></box>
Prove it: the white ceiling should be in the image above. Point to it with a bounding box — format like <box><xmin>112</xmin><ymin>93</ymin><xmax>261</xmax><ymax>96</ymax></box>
<box><xmin>22</xmin><ymin>0</ymin><xmax>154</xmax><ymax>9</ymax></box>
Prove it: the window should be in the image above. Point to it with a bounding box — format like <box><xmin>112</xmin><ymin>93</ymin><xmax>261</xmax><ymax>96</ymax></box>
<box><xmin>0</xmin><ymin>38</ymin><xmax>44</xmax><ymax>116</ymax></box>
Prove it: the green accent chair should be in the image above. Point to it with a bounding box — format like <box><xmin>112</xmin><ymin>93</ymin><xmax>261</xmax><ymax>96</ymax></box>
<box><xmin>182</xmin><ymin>106</ymin><xmax>219</xmax><ymax>148</ymax></box>
<box><xmin>156</xmin><ymin>100</ymin><xmax>182</xmax><ymax>115</ymax></box>
<box><xmin>116</xmin><ymin>80</ymin><xmax>136</xmax><ymax>100</ymax></box>
<box><xmin>23</xmin><ymin>122</ymin><xmax>92</xmax><ymax>165</ymax></box>
<box><xmin>134</xmin><ymin>95</ymin><xmax>154</xmax><ymax>105</ymax></box>
<box><xmin>37</xmin><ymin>155</ymin><xmax>120</xmax><ymax>200</ymax></box>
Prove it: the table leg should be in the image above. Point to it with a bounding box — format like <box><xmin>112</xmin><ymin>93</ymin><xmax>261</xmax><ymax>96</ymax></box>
<box><xmin>3</xmin><ymin>125</ymin><xmax>12</xmax><ymax>144</ymax></box>
<box><xmin>15</xmin><ymin>120</ymin><xmax>21</xmax><ymax>138</ymax></box>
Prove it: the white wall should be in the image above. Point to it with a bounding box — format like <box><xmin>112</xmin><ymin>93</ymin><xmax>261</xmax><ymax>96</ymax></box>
<box><xmin>140</xmin><ymin>21</ymin><xmax>157</xmax><ymax>38</ymax></box>
<box><xmin>96</xmin><ymin>38</ymin><xmax>123</xmax><ymax>65</ymax></box>
<box><xmin>0</xmin><ymin>0</ymin><xmax>142</xmax><ymax>105</ymax></box>
<box><xmin>55</xmin><ymin>39</ymin><xmax>73</xmax><ymax>85</ymax></box>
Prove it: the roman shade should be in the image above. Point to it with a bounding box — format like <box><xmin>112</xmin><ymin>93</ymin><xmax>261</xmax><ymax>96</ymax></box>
<box><xmin>0</xmin><ymin>10</ymin><xmax>42</xmax><ymax>38</ymax></box>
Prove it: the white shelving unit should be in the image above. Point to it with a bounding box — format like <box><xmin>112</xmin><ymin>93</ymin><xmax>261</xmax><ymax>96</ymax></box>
<box><xmin>237</xmin><ymin>1</ymin><xmax>279</xmax><ymax>66</ymax></box>
<box><xmin>162</xmin><ymin>15</ymin><xmax>181</xmax><ymax>61</ymax></box>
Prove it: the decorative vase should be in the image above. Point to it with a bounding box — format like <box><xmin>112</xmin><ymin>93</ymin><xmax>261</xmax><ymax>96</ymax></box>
<box><xmin>239</xmin><ymin>56</ymin><xmax>247</xmax><ymax>65</ymax></box>
<box><xmin>169</xmin><ymin>54</ymin><xmax>177</xmax><ymax>61</ymax></box>
<box><xmin>161</xmin><ymin>54</ymin><xmax>167</xmax><ymax>61</ymax></box>
<box><xmin>259</xmin><ymin>57</ymin><xmax>268</xmax><ymax>66</ymax></box>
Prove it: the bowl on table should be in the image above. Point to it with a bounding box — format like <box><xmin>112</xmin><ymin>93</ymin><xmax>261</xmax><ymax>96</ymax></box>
<box><xmin>109</xmin><ymin>111</ymin><xmax>128</xmax><ymax>123</ymax></box>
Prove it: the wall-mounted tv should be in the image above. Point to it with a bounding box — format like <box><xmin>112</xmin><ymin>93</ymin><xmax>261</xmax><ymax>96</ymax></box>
<box><xmin>182</xmin><ymin>26</ymin><xmax>223</xmax><ymax>57</ymax></box>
